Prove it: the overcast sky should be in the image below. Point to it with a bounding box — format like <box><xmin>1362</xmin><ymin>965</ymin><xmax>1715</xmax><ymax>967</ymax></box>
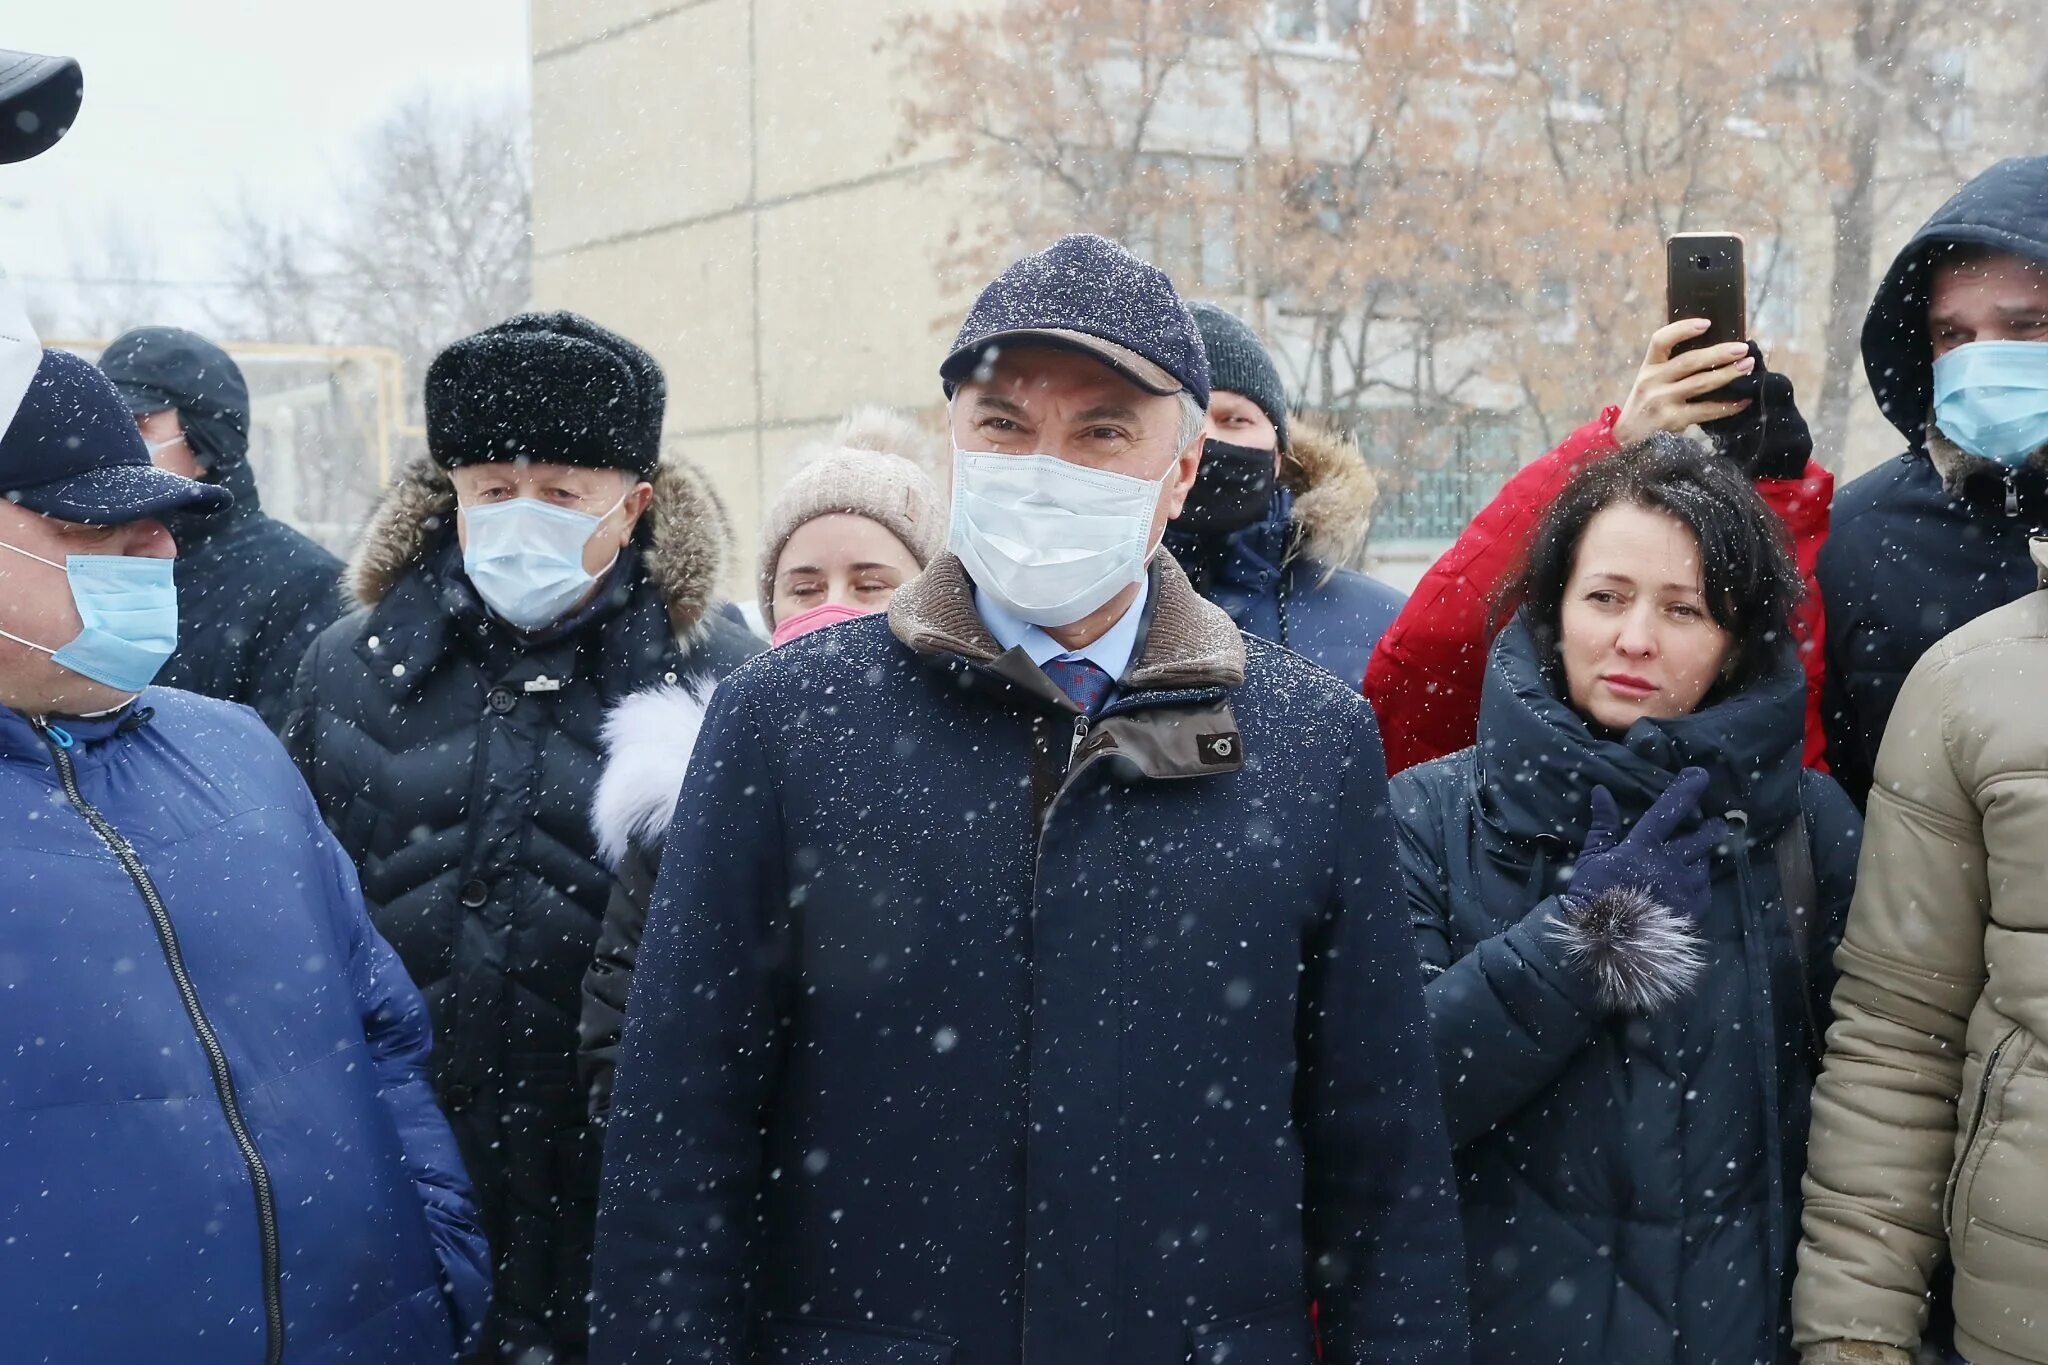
<box><xmin>4</xmin><ymin>1</ymin><xmax>530</xmax><ymax>328</ymax></box>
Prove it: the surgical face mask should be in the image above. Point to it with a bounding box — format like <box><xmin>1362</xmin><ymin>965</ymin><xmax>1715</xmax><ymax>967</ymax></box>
<box><xmin>771</xmin><ymin>600</ymin><xmax>869</xmax><ymax>648</ymax></box>
<box><xmin>1932</xmin><ymin>340</ymin><xmax>2048</xmax><ymax>467</ymax></box>
<box><xmin>948</xmin><ymin>448</ymin><xmax>1171</xmax><ymax>627</ymax></box>
<box><xmin>460</xmin><ymin>492</ymin><xmax>627</xmax><ymax>631</ymax></box>
<box><xmin>1174</xmin><ymin>438</ymin><xmax>1278</xmax><ymax>536</ymax></box>
<box><xmin>0</xmin><ymin>540</ymin><xmax>180</xmax><ymax>695</ymax></box>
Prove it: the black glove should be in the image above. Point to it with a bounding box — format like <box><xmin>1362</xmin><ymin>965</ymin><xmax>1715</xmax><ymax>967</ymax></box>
<box><xmin>1700</xmin><ymin>342</ymin><xmax>1812</xmax><ymax>480</ymax></box>
<box><xmin>1551</xmin><ymin>768</ymin><xmax>1723</xmax><ymax>1013</ymax></box>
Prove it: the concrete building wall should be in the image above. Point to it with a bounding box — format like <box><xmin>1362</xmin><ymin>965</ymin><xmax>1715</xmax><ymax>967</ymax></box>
<box><xmin>531</xmin><ymin>0</ymin><xmax>991</xmax><ymax>593</ymax></box>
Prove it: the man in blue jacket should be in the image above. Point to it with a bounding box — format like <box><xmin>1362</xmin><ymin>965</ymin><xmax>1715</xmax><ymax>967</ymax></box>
<box><xmin>0</xmin><ymin>347</ymin><xmax>489</xmax><ymax>1364</ymax></box>
<box><xmin>590</xmin><ymin>235</ymin><xmax>1466</xmax><ymax>1365</ymax></box>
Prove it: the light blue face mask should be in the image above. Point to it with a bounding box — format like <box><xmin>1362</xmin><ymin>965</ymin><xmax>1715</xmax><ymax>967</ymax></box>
<box><xmin>0</xmin><ymin>541</ymin><xmax>180</xmax><ymax>695</ymax></box>
<box><xmin>460</xmin><ymin>493</ymin><xmax>626</xmax><ymax>631</ymax></box>
<box><xmin>1932</xmin><ymin>340</ymin><xmax>2048</xmax><ymax>467</ymax></box>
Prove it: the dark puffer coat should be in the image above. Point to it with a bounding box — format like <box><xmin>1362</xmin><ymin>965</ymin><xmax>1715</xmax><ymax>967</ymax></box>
<box><xmin>590</xmin><ymin>551</ymin><xmax>1469</xmax><ymax>1365</ymax></box>
<box><xmin>1167</xmin><ymin>417</ymin><xmax>1404</xmax><ymax>688</ymax></box>
<box><xmin>1820</xmin><ymin>154</ymin><xmax>2048</xmax><ymax>808</ymax></box>
<box><xmin>1392</xmin><ymin>618</ymin><xmax>1862</xmax><ymax>1365</ymax></box>
<box><xmin>285</xmin><ymin>456</ymin><xmax>760</xmax><ymax>1362</ymax></box>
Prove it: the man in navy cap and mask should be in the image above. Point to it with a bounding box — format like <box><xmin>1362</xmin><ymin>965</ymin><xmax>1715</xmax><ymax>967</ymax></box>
<box><xmin>97</xmin><ymin>325</ymin><xmax>343</xmax><ymax>731</ymax></box>
<box><xmin>0</xmin><ymin>346</ymin><xmax>489</xmax><ymax>1362</ymax></box>
<box><xmin>591</xmin><ymin>234</ymin><xmax>1466</xmax><ymax>1365</ymax></box>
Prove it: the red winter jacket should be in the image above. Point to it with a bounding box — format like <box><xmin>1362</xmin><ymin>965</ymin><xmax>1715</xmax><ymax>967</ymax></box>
<box><xmin>1363</xmin><ymin>406</ymin><xmax>1832</xmax><ymax>776</ymax></box>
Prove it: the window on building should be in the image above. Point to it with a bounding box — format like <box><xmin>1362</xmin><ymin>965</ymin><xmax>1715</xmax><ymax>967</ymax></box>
<box><xmin>1131</xmin><ymin>155</ymin><xmax>1245</xmax><ymax>294</ymax></box>
<box><xmin>1916</xmin><ymin>47</ymin><xmax>1974</xmax><ymax>149</ymax></box>
<box><xmin>1269</xmin><ymin>0</ymin><xmax>1365</xmax><ymax>48</ymax></box>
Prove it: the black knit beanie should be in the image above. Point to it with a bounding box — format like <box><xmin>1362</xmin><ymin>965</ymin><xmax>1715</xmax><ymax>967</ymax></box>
<box><xmin>1190</xmin><ymin>302</ymin><xmax>1288</xmax><ymax>453</ymax></box>
<box><xmin>426</xmin><ymin>311</ymin><xmax>667</xmax><ymax>477</ymax></box>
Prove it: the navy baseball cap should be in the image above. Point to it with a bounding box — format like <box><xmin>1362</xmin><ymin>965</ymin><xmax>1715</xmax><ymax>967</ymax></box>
<box><xmin>941</xmin><ymin>234</ymin><xmax>1211</xmax><ymax>408</ymax></box>
<box><xmin>0</xmin><ymin>349</ymin><xmax>230</xmax><ymax>524</ymax></box>
<box><xmin>0</xmin><ymin>48</ymin><xmax>82</xmax><ymax>164</ymax></box>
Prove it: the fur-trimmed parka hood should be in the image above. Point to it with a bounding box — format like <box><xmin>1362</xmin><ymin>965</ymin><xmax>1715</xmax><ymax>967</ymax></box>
<box><xmin>1281</xmin><ymin>413</ymin><xmax>1380</xmax><ymax>569</ymax></box>
<box><xmin>345</xmin><ymin>453</ymin><xmax>735</xmax><ymax>636</ymax></box>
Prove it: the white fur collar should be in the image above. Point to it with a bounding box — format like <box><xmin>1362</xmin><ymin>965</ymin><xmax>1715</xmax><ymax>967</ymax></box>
<box><xmin>590</xmin><ymin>678</ymin><xmax>717</xmax><ymax>867</ymax></box>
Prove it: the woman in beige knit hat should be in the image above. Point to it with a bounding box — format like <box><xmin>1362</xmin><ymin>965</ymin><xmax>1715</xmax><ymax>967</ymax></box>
<box><xmin>576</xmin><ymin>405</ymin><xmax>946</xmax><ymax>1123</ymax></box>
<box><xmin>759</xmin><ymin>407</ymin><xmax>946</xmax><ymax>645</ymax></box>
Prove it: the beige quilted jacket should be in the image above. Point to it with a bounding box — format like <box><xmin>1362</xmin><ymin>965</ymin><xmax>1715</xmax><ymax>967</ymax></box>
<box><xmin>1794</xmin><ymin>539</ymin><xmax>2048</xmax><ymax>1365</ymax></box>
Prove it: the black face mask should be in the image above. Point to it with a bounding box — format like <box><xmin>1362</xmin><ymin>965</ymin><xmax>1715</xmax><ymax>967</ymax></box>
<box><xmin>1175</xmin><ymin>439</ymin><xmax>1278</xmax><ymax>535</ymax></box>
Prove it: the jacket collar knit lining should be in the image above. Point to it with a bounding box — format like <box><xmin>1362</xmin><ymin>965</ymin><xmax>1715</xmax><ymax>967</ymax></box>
<box><xmin>887</xmin><ymin>550</ymin><xmax>1246</xmax><ymax>693</ymax></box>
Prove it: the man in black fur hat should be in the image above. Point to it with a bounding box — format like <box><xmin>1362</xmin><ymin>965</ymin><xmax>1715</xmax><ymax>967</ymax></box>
<box><xmin>286</xmin><ymin>311</ymin><xmax>761</xmax><ymax>1364</ymax></box>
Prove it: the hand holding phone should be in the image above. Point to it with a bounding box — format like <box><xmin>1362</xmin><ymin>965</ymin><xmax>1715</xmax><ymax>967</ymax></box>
<box><xmin>1611</xmin><ymin>319</ymin><xmax>1755</xmax><ymax>448</ymax></box>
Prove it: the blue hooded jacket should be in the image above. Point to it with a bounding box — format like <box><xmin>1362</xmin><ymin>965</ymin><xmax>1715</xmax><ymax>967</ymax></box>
<box><xmin>0</xmin><ymin>687</ymin><xmax>489</xmax><ymax>1363</ymax></box>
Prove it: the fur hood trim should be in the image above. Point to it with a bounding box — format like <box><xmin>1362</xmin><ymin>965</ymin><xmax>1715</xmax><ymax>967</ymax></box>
<box><xmin>345</xmin><ymin>453</ymin><xmax>735</xmax><ymax>636</ymax></box>
<box><xmin>590</xmin><ymin>678</ymin><xmax>717</xmax><ymax>867</ymax></box>
<box><xmin>1924</xmin><ymin>412</ymin><xmax>2048</xmax><ymax>496</ymax></box>
<box><xmin>1549</xmin><ymin>885</ymin><xmax>1707</xmax><ymax>1014</ymax></box>
<box><xmin>1283</xmin><ymin>413</ymin><xmax>1380</xmax><ymax>570</ymax></box>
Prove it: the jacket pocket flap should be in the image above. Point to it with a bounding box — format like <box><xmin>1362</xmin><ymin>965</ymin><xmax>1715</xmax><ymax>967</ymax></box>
<box><xmin>759</xmin><ymin>1315</ymin><xmax>954</xmax><ymax>1364</ymax></box>
<box><xmin>1188</xmin><ymin>1301</ymin><xmax>1317</xmax><ymax>1365</ymax></box>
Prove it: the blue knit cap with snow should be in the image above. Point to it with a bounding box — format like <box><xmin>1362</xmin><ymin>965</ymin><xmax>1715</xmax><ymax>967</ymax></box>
<box><xmin>940</xmin><ymin>234</ymin><xmax>1211</xmax><ymax>408</ymax></box>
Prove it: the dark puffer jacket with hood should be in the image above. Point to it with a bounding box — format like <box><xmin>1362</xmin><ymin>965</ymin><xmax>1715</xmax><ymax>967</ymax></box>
<box><xmin>1819</xmin><ymin>156</ymin><xmax>2048</xmax><ymax>808</ymax></box>
<box><xmin>1165</xmin><ymin>415</ymin><xmax>1405</xmax><ymax>688</ymax></box>
<box><xmin>1392</xmin><ymin>617</ymin><xmax>1862</xmax><ymax>1364</ymax></box>
<box><xmin>98</xmin><ymin>327</ymin><xmax>345</xmax><ymax>733</ymax></box>
<box><xmin>284</xmin><ymin>454</ymin><xmax>760</xmax><ymax>1362</ymax></box>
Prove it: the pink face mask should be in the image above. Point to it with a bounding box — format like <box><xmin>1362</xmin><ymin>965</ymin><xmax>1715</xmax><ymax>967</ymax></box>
<box><xmin>771</xmin><ymin>601</ymin><xmax>871</xmax><ymax>647</ymax></box>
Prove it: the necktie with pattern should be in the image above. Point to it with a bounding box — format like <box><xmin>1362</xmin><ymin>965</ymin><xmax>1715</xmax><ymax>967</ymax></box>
<box><xmin>1042</xmin><ymin>656</ymin><xmax>1115</xmax><ymax>716</ymax></box>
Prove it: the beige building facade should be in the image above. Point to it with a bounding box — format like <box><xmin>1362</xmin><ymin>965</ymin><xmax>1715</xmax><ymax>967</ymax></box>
<box><xmin>531</xmin><ymin>0</ymin><xmax>992</xmax><ymax>589</ymax></box>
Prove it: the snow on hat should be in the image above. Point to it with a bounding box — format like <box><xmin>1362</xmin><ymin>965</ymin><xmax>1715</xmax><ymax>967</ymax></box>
<box><xmin>426</xmin><ymin>311</ymin><xmax>667</xmax><ymax>477</ymax></box>
<box><xmin>757</xmin><ymin>407</ymin><xmax>946</xmax><ymax>626</ymax></box>
<box><xmin>941</xmin><ymin>234</ymin><xmax>1211</xmax><ymax>408</ymax></box>
<box><xmin>1</xmin><ymin>349</ymin><xmax>230</xmax><ymax>524</ymax></box>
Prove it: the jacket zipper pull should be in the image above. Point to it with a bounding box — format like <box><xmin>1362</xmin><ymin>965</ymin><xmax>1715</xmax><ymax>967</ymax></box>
<box><xmin>1068</xmin><ymin>714</ymin><xmax>1091</xmax><ymax>765</ymax></box>
<box><xmin>2006</xmin><ymin>470</ymin><xmax>2021</xmax><ymax>518</ymax></box>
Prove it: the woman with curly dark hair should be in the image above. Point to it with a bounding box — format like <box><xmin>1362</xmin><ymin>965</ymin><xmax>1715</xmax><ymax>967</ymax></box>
<box><xmin>1392</xmin><ymin>433</ymin><xmax>1864</xmax><ymax>1364</ymax></box>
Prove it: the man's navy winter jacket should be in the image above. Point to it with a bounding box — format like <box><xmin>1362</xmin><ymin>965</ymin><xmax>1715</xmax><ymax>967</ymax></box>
<box><xmin>0</xmin><ymin>689</ymin><xmax>489</xmax><ymax>1363</ymax></box>
<box><xmin>590</xmin><ymin>552</ymin><xmax>1467</xmax><ymax>1365</ymax></box>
